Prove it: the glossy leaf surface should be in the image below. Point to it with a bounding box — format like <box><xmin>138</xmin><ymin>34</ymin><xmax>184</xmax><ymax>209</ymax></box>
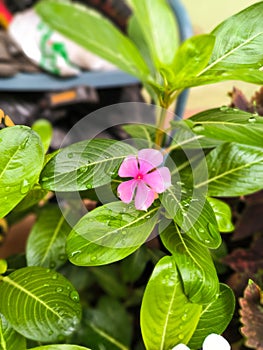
<box><xmin>0</xmin><ymin>267</ymin><xmax>81</xmax><ymax>342</ymax></box>
<box><xmin>0</xmin><ymin>126</ymin><xmax>44</xmax><ymax>217</ymax></box>
<box><xmin>141</xmin><ymin>256</ymin><xmax>202</xmax><ymax>350</ymax></box>
<box><xmin>161</xmin><ymin>187</ymin><xmax>221</xmax><ymax>248</ymax></box>
<box><xmin>30</xmin><ymin>346</ymin><xmax>90</xmax><ymax>350</ymax></box>
<box><xmin>0</xmin><ymin>313</ymin><xmax>26</xmax><ymax>350</ymax></box>
<box><xmin>36</xmin><ymin>0</ymin><xmax>150</xmax><ymax>80</ymax></box>
<box><xmin>161</xmin><ymin>224</ymin><xmax>219</xmax><ymax>304</ymax></box>
<box><xmin>40</xmin><ymin>139</ymin><xmax>136</xmax><ymax>191</ymax></box>
<box><xmin>32</xmin><ymin>119</ymin><xmax>52</xmax><ymax>154</ymax></box>
<box><xmin>194</xmin><ymin>143</ymin><xmax>263</xmax><ymax>196</ymax></box>
<box><xmin>67</xmin><ymin>202</ymin><xmax>159</xmax><ymax>266</ymax></box>
<box><xmin>188</xmin><ymin>284</ymin><xmax>235</xmax><ymax>349</ymax></box>
<box><xmin>129</xmin><ymin>0</ymin><xmax>179</xmax><ymax>67</ymax></box>
<box><xmin>184</xmin><ymin>108</ymin><xmax>263</xmax><ymax>148</ymax></box>
<box><xmin>26</xmin><ymin>205</ymin><xmax>71</xmax><ymax>269</ymax></box>
<box><xmin>207</xmin><ymin>197</ymin><xmax>234</xmax><ymax>232</ymax></box>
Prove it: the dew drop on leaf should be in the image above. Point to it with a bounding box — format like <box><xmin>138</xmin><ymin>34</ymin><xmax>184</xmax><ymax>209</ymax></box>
<box><xmin>67</xmin><ymin>152</ymin><xmax>74</xmax><ymax>159</ymax></box>
<box><xmin>69</xmin><ymin>290</ymin><xmax>79</xmax><ymax>302</ymax></box>
<box><xmin>56</xmin><ymin>287</ymin><xmax>63</xmax><ymax>293</ymax></box>
<box><xmin>91</xmin><ymin>256</ymin><xmax>97</xmax><ymax>261</ymax></box>
<box><xmin>51</xmin><ymin>273</ymin><xmax>58</xmax><ymax>280</ymax></box>
<box><xmin>192</xmin><ymin>124</ymin><xmax>205</xmax><ymax>132</ymax></box>
<box><xmin>71</xmin><ymin>250</ymin><xmax>81</xmax><ymax>257</ymax></box>
<box><xmin>86</xmin><ymin>183</ymin><xmax>92</xmax><ymax>189</ymax></box>
<box><xmin>198</xmin><ymin>228</ymin><xmax>205</xmax><ymax>233</ymax></box>
<box><xmin>178</xmin><ymin>334</ymin><xmax>185</xmax><ymax>340</ymax></box>
<box><xmin>5</xmin><ymin>186</ymin><xmax>10</xmax><ymax>192</ymax></box>
<box><xmin>20</xmin><ymin>179</ymin><xmax>30</xmax><ymax>194</ymax></box>
<box><xmin>248</xmin><ymin>116</ymin><xmax>256</xmax><ymax>123</ymax></box>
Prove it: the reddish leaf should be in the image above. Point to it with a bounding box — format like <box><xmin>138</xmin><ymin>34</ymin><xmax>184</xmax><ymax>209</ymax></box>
<box><xmin>239</xmin><ymin>281</ymin><xmax>263</xmax><ymax>350</ymax></box>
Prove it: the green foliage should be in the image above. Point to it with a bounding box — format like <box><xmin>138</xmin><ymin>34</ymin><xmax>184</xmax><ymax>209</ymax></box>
<box><xmin>0</xmin><ymin>313</ymin><xmax>26</xmax><ymax>350</ymax></box>
<box><xmin>1</xmin><ymin>0</ymin><xmax>263</xmax><ymax>348</ymax></box>
<box><xmin>40</xmin><ymin>139</ymin><xmax>136</xmax><ymax>191</ymax></box>
<box><xmin>26</xmin><ymin>205</ymin><xmax>71</xmax><ymax>269</ymax></box>
<box><xmin>140</xmin><ymin>256</ymin><xmax>202</xmax><ymax>350</ymax></box>
<box><xmin>0</xmin><ymin>126</ymin><xmax>44</xmax><ymax>218</ymax></box>
<box><xmin>0</xmin><ymin>267</ymin><xmax>81</xmax><ymax>342</ymax></box>
<box><xmin>66</xmin><ymin>202</ymin><xmax>159</xmax><ymax>266</ymax></box>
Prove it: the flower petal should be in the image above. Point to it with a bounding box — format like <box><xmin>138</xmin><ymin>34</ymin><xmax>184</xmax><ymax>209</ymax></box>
<box><xmin>117</xmin><ymin>179</ymin><xmax>137</xmax><ymax>203</ymax></box>
<box><xmin>138</xmin><ymin>149</ymin><xmax>163</xmax><ymax>174</ymax></box>
<box><xmin>143</xmin><ymin>167</ymin><xmax>171</xmax><ymax>193</ymax></box>
<box><xmin>118</xmin><ymin>155</ymin><xmax>138</xmax><ymax>178</ymax></box>
<box><xmin>202</xmin><ymin>334</ymin><xmax>231</xmax><ymax>350</ymax></box>
<box><xmin>134</xmin><ymin>181</ymin><xmax>155</xmax><ymax>211</ymax></box>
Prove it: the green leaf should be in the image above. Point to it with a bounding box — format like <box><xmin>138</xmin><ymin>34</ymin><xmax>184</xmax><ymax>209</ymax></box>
<box><xmin>0</xmin><ymin>313</ymin><xmax>26</xmax><ymax>350</ymax></box>
<box><xmin>121</xmin><ymin>246</ymin><xmax>149</xmax><ymax>283</ymax></box>
<box><xmin>30</xmin><ymin>346</ymin><xmax>91</xmax><ymax>350</ymax></box>
<box><xmin>67</xmin><ymin>202</ymin><xmax>159</xmax><ymax>266</ymax></box>
<box><xmin>188</xmin><ymin>284</ymin><xmax>235</xmax><ymax>349</ymax></box>
<box><xmin>129</xmin><ymin>0</ymin><xmax>179</xmax><ymax>68</ymax></box>
<box><xmin>35</xmin><ymin>0</ymin><xmax>150</xmax><ymax>81</ymax></box>
<box><xmin>0</xmin><ymin>267</ymin><xmax>81</xmax><ymax>342</ymax></box>
<box><xmin>32</xmin><ymin>119</ymin><xmax>52</xmax><ymax>154</ymax></box>
<box><xmin>194</xmin><ymin>143</ymin><xmax>263</xmax><ymax>196</ymax></box>
<box><xmin>0</xmin><ymin>126</ymin><xmax>44</xmax><ymax>218</ymax></box>
<box><xmin>75</xmin><ymin>298</ymin><xmax>131</xmax><ymax>350</ymax></box>
<box><xmin>90</xmin><ymin>265</ymin><xmax>128</xmax><ymax>299</ymax></box>
<box><xmin>11</xmin><ymin>185</ymin><xmax>48</xmax><ymax>214</ymax></box>
<box><xmin>140</xmin><ymin>256</ymin><xmax>202</xmax><ymax>350</ymax></box>
<box><xmin>122</xmin><ymin>124</ymin><xmax>158</xmax><ymax>148</ymax></box>
<box><xmin>172</xmin><ymin>34</ymin><xmax>215</xmax><ymax>80</ymax></box>
<box><xmin>202</xmin><ymin>2</ymin><xmax>263</xmax><ymax>74</ymax></box>
<box><xmin>161</xmin><ymin>224</ymin><xmax>219</xmax><ymax>304</ymax></box>
<box><xmin>26</xmin><ymin>205</ymin><xmax>71</xmax><ymax>269</ymax></box>
<box><xmin>184</xmin><ymin>108</ymin><xmax>263</xmax><ymax>148</ymax></box>
<box><xmin>207</xmin><ymin>197</ymin><xmax>234</xmax><ymax>233</ymax></box>
<box><xmin>161</xmin><ymin>187</ymin><xmax>221</xmax><ymax>248</ymax></box>
<box><xmin>40</xmin><ymin>139</ymin><xmax>136</xmax><ymax>191</ymax></box>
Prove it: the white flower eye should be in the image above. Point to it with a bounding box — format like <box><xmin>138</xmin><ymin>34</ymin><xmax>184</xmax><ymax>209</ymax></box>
<box><xmin>202</xmin><ymin>333</ymin><xmax>231</xmax><ymax>350</ymax></box>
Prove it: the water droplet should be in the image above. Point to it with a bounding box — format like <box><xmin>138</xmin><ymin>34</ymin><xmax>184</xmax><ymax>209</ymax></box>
<box><xmin>20</xmin><ymin>179</ymin><xmax>30</xmax><ymax>194</ymax></box>
<box><xmin>56</xmin><ymin>287</ymin><xmax>63</xmax><ymax>293</ymax></box>
<box><xmin>4</xmin><ymin>196</ymin><xmax>7</xmax><ymax>201</ymax></box>
<box><xmin>198</xmin><ymin>228</ymin><xmax>205</xmax><ymax>233</ymax></box>
<box><xmin>46</xmin><ymin>269</ymin><xmax>51</xmax><ymax>273</ymax></box>
<box><xmin>86</xmin><ymin>183</ymin><xmax>92</xmax><ymax>189</ymax></box>
<box><xmin>78</xmin><ymin>166</ymin><xmax>86</xmax><ymax>174</ymax></box>
<box><xmin>5</xmin><ymin>186</ymin><xmax>10</xmax><ymax>192</ymax></box>
<box><xmin>178</xmin><ymin>334</ymin><xmax>185</xmax><ymax>340</ymax></box>
<box><xmin>164</xmin><ymin>274</ymin><xmax>170</xmax><ymax>280</ymax></box>
<box><xmin>49</xmin><ymin>261</ymin><xmax>56</xmax><ymax>268</ymax></box>
<box><xmin>58</xmin><ymin>254</ymin><xmax>66</xmax><ymax>261</ymax></box>
<box><xmin>220</xmin><ymin>105</ymin><xmax>229</xmax><ymax>112</ymax></box>
<box><xmin>182</xmin><ymin>212</ymin><xmax>187</xmax><ymax>217</ymax></box>
<box><xmin>181</xmin><ymin>314</ymin><xmax>187</xmax><ymax>321</ymax></box>
<box><xmin>91</xmin><ymin>256</ymin><xmax>97</xmax><ymax>261</ymax></box>
<box><xmin>52</xmin><ymin>273</ymin><xmax>58</xmax><ymax>280</ymax></box>
<box><xmin>121</xmin><ymin>230</ymin><xmax>127</xmax><ymax>235</ymax></box>
<box><xmin>20</xmin><ymin>136</ymin><xmax>29</xmax><ymax>149</ymax></box>
<box><xmin>205</xmin><ymin>239</ymin><xmax>211</xmax><ymax>244</ymax></box>
<box><xmin>71</xmin><ymin>250</ymin><xmax>81</xmax><ymax>257</ymax></box>
<box><xmin>248</xmin><ymin>116</ymin><xmax>256</xmax><ymax>123</ymax></box>
<box><xmin>69</xmin><ymin>290</ymin><xmax>79</xmax><ymax>302</ymax></box>
<box><xmin>48</xmin><ymin>329</ymin><xmax>54</xmax><ymax>336</ymax></box>
<box><xmin>44</xmin><ymin>284</ymin><xmax>50</xmax><ymax>287</ymax></box>
<box><xmin>192</xmin><ymin>124</ymin><xmax>204</xmax><ymax>132</ymax></box>
<box><xmin>67</xmin><ymin>152</ymin><xmax>74</xmax><ymax>159</ymax></box>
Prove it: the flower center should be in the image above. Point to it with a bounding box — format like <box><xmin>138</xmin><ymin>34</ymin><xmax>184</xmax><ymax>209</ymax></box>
<box><xmin>135</xmin><ymin>173</ymin><xmax>144</xmax><ymax>180</ymax></box>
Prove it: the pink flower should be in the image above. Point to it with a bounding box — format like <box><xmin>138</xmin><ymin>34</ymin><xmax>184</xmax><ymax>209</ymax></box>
<box><xmin>117</xmin><ymin>149</ymin><xmax>171</xmax><ymax>211</ymax></box>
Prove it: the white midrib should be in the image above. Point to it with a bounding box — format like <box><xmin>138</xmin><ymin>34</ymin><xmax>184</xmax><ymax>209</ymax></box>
<box><xmin>197</xmin><ymin>32</ymin><xmax>262</xmax><ymax>76</ymax></box>
<box><xmin>3</xmin><ymin>276</ymin><xmax>62</xmax><ymax>320</ymax></box>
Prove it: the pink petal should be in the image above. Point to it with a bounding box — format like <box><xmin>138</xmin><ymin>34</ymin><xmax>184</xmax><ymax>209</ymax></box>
<box><xmin>134</xmin><ymin>181</ymin><xmax>155</xmax><ymax>211</ymax></box>
<box><xmin>143</xmin><ymin>167</ymin><xmax>171</xmax><ymax>193</ymax></box>
<box><xmin>138</xmin><ymin>149</ymin><xmax>163</xmax><ymax>174</ymax></box>
<box><xmin>118</xmin><ymin>156</ymin><xmax>138</xmax><ymax>178</ymax></box>
<box><xmin>117</xmin><ymin>179</ymin><xmax>137</xmax><ymax>203</ymax></box>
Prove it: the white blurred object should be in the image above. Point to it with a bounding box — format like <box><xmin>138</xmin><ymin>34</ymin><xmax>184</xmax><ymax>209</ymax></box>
<box><xmin>8</xmin><ymin>8</ymin><xmax>116</xmax><ymax>76</ymax></box>
<box><xmin>202</xmin><ymin>333</ymin><xmax>231</xmax><ymax>350</ymax></box>
<box><xmin>172</xmin><ymin>333</ymin><xmax>231</xmax><ymax>350</ymax></box>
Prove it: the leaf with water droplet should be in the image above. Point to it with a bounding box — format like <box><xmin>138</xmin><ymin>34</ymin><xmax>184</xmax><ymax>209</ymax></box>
<box><xmin>0</xmin><ymin>126</ymin><xmax>44</xmax><ymax>217</ymax></box>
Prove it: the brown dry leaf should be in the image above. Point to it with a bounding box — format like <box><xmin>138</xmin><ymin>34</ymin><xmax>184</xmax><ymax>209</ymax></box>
<box><xmin>239</xmin><ymin>281</ymin><xmax>263</xmax><ymax>350</ymax></box>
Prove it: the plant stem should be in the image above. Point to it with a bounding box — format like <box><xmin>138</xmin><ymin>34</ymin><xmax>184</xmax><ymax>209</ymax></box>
<box><xmin>155</xmin><ymin>106</ymin><xmax>168</xmax><ymax>147</ymax></box>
